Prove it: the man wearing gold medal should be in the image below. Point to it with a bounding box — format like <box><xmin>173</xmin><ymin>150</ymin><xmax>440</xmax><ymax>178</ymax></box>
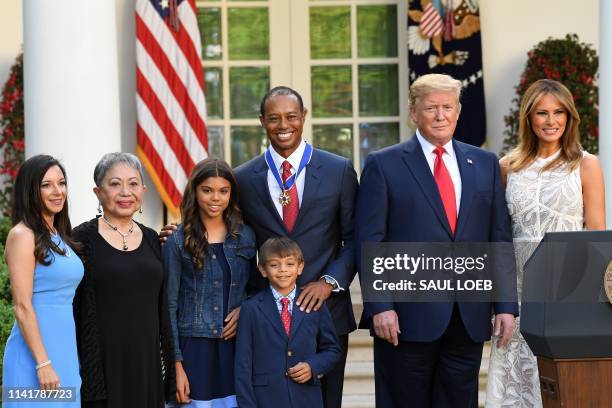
<box><xmin>235</xmin><ymin>86</ymin><xmax>358</xmax><ymax>408</ymax></box>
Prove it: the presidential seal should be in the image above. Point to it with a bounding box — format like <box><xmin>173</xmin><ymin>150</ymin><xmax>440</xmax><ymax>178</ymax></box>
<box><xmin>604</xmin><ymin>260</ymin><xmax>612</xmax><ymax>304</ymax></box>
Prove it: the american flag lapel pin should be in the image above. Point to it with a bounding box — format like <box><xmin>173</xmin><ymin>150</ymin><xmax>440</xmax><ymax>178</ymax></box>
<box><xmin>467</xmin><ymin>158</ymin><xmax>473</xmax><ymax>164</ymax></box>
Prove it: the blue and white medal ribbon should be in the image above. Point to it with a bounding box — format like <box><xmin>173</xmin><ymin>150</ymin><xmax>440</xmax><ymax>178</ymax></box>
<box><xmin>265</xmin><ymin>142</ymin><xmax>313</xmax><ymax>206</ymax></box>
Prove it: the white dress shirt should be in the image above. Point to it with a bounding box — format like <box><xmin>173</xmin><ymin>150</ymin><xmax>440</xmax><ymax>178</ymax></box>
<box><xmin>267</xmin><ymin>139</ymin><xmax>307</xmax><ymax>217</ymax></box>
<box><xmin>415</xmin><ymin>130</ymin><xmax>462</xmax><ymax>212</ymax></box>
<box><xmin>271</xmin><ymin>285</ymin><xmax>296</xmax><ymax>315</ymax></box>
<box><xmin>265</xmin><ymin>140</ymin><xmax>343</xmax><ymax>291</ymax></box>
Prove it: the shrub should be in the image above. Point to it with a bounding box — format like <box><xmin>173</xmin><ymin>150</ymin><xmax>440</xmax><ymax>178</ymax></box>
<box><xmin>0</xmin><ymin>53</ymin><xmax>25</xmax><ymax>216</ymax></box>
<box><xmin>501</xmin><ymin>34</ymin><xmax>598</xmax><ymax>154</ymax></box>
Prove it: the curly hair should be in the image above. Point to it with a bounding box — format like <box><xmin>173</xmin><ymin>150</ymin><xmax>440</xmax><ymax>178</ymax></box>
<box><xmin>180</xmin><ymin>158</ymin><xmax>243</xmax><ymax>269</ymax></box>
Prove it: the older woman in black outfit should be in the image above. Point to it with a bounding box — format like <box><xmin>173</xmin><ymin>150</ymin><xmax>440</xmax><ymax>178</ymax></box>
<box><xmin>73</xmin><ymin>152</ymin><xmax>175</xmax><ymax>407</ymax></box>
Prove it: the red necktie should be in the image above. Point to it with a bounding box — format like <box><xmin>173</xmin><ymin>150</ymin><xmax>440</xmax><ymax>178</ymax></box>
<box><xmin>282</xmin><ymin>161</ymin><xmax>299</xmax><ymax>232</ymax></box>
<box><xmin>433</xmin><ymin>147</ymin><xmax>457</xmax><ymax>234</ymax></box>
<box><xmin>280</xmin><ymin>297</ymin><xmax>291</xmax><ymax>336</ymax></box>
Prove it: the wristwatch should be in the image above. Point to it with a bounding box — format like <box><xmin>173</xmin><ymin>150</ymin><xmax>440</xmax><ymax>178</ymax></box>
<box><xmin>321</xmin><ymin>275</ymin><xmax>339</xmax><ymax>290</ymax></box>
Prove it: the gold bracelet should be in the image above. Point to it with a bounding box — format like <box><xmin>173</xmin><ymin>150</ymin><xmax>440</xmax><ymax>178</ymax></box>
<box><xmin>35</xmin><ymin>360</ymin><xmax>51</xmax><ymax>370</ymax></box>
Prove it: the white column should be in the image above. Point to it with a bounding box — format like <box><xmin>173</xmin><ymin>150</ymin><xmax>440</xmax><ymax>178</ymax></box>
<box><xmin>601</xmin><ymin>0</ymin><xmax>612</xmax><ymax>228</ymax></box>
<box><xmin>23</xmin><ymin>0</ymin><xmax>122</xmax><ymax>225</ymax></box>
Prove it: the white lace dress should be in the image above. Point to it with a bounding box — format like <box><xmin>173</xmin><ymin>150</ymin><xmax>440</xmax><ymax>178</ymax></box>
<box><xmin>485</xmin><ymin>151</ymin><xmax>584</xmax><ymax>407</ymax></box>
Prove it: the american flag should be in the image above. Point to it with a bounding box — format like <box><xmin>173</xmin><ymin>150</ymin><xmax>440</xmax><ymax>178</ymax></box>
<box><xmin>419</xmin><ymin>3</ymin><xmax>443</xmax><ymax>38</ymax></box>
<box><xmin>135</xmin><ymin>0</ymin><xmax>208</xmax><ymax>217</ymax></box>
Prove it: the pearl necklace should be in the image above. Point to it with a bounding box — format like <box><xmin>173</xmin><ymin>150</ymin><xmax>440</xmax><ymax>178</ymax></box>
<box><xmin>102</xmin><ymin>216</ymin><xmax>135</xmax><ymax>251</ymax></box>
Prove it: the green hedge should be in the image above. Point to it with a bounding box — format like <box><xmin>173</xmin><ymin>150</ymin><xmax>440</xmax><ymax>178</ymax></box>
<box><xmin>501</xmin><ymin>34</ymin><xmax>598</xmax><ymax>154</ymax></box>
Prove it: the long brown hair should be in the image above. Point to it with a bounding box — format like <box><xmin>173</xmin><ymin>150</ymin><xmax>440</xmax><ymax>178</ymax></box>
<box><xmin>12</xmin><ymin>155</ymin><xmax>78</xmax><ymax>265</ymax></box>
<box><xmin>180</xmin><ymin>158</ymin><xmax>243</xmax><ymax>269</ymax></box>
<box><xmin>506</xmin><ymin>79</ymin><xmax>583</xmax><ymax>173</ymax></box>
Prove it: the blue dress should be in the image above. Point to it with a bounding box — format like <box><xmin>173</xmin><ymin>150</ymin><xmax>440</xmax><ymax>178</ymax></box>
<box><xmin>2</xmin><ymin>234</ymin><xmax>84</xmax><ymax>407</ymax></box>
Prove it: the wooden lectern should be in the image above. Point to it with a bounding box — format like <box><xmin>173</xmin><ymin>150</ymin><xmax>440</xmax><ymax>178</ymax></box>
<box><xmin>521</xmin><ymin>231</ymin><xmax>612</xmax><ymax>408</ymax></box>
<box><xmin>537</xmin><ymin>357</ymin><xmax>612</xmax><ymax>407</ymax></box>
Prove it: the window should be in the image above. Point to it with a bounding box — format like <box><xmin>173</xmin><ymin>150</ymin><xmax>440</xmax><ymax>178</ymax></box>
<box><xmin>198</xmin><ymin>0</ymin><xmax>274</xmax><ymax>166</ymax></box>
<box><xmin>198</xmin><ymin>0</ymin><xmax>408</xmax><ymax>170</ymax></box>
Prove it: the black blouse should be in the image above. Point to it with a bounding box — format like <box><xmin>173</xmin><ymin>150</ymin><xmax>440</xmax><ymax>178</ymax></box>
<box><xmin>72</xmin><ymin>218</ymin><xmax>176</xmax><ymax>403</ymax></box>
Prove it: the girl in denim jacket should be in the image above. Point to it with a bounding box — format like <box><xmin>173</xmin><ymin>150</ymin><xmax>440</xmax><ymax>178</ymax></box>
<box><xmin>163</xmin><ymin>158</ymin><xmax>256</xmax><ymax>407</ymax></box>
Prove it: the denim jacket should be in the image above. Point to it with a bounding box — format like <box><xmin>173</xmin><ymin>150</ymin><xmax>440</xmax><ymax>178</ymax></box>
<box><xmin>162</xmin><ymin>223</ymin><xmax>256</xmax><ymax>360</ymax></box>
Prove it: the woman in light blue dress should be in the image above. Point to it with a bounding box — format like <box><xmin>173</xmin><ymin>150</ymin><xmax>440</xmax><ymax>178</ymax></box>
<box><xmin>2</xmin><ymin>155</ymin><xmax>83</xmax><ymax>407</ymax></box>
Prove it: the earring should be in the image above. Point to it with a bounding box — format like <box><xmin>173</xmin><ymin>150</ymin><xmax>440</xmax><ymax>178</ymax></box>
<box><xmin>139</xmin><ymin>207</ymin><xmax>143</xmax><ymax>214</ymax></box>
<box><xmin>97</xmin><ymin>203</ymin><xmax>102</xmax><ymax>215</ymax></box>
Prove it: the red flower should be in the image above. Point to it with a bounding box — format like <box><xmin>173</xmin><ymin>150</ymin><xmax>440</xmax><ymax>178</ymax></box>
<box><xmin>579</xmin><ymin>73</ymin><xmax>592</xmax><ymax>85</ymax></box>
<box><xmin>12</xmin><ymin>140</ymin><xmax>24</xmax><ymax>151</ymax></box>
<box><xmin>0</xmin><ymin>52</ymin><xmax>25</xmax><ymax>212</ymax></box>
<box><xmin>6</xmin><ymin>72</ymin><xmax>16</xmax><ymax>87</ymax></box>
<box><xmin>0</xmin><ymin>100</ymin><xmax>12</xmax><ymax>116</ymax></box>
<box><xmin>543</xmin><ymin>67</ymin><xmax>552</xmax><ymax>77</ymax></box>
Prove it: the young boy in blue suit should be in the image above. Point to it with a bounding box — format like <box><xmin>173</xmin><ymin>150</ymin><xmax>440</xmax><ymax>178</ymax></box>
<box><xmin>235</xmin><ymin>237</ymin><xmax>341</xmax><ymax>408</ymax></box>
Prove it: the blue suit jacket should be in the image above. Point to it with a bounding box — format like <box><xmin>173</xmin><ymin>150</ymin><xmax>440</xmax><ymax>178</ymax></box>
<box><xmin>235</xmin><ymin>288</ymin><xmax>342</xmax><ymax>408</ymax></box>
<box><xmin>356</xmin><ymin>136</ymin><xmax>518</xmax><ymax>342</ymax></box>
<box><xmin>235</xmin><ymin>148</ymin><xmax>359</xmax><ymax>335</ymax></box>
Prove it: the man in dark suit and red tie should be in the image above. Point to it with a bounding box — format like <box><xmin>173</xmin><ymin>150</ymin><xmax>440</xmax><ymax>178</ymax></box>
<box><xmin>356</xmin><ymin>74</ymin><xmax>518</xmax><ymax>407</ymax></box>
<box><xmin>235</xmin><ymin>86</ymin><xmax>358</xmax><ymax>408</ymax></box>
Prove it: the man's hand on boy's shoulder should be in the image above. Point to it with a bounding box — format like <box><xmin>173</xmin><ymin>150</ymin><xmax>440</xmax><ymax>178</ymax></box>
<box><xmin>287</xmin><ymin>362</ymin><xmax>312</xmax><ymax>383</ymax></box>
<box><xmin>295</xmin><ymin>280</ymin><xmax>332</xmax><ymax>313</ymax></box>
<box><xmin>158</xmin><ymin>222</ymin><xmax>178</xmax><ymax>243</ymax></box>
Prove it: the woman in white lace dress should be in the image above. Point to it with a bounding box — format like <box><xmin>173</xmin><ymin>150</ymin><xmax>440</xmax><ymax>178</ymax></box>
<box><xmin>485</xmin><ymin>79</ymin><xmax>605</xmax><ymax>407</ymax></box>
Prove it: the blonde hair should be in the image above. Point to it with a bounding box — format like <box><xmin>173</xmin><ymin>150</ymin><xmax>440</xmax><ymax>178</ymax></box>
<box><xmin>506</xmin><ymin>79</ymin><xmax>582</xmax><ymax>173</ymax></box>
<box><xmin>409</xmin><ymin>74</ymin><xmax>462</xmax><ymax>110</ymax></box>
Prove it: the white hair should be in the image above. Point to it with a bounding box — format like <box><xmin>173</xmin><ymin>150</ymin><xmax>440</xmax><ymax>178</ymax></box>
<box><xmin>93</xmin><ymin>152</ymin><xmax>144</xmax><ymax>186</ymax></box>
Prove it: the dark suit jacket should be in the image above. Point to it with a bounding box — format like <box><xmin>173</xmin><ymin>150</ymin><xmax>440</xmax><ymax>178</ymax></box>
<box><xmin>235</xmin><ymin>148</ymin><xmax>359</xmax><ymax>335</ymax></box>
<box><xmin>235</xmin><ymin>288</ymin><xmax>342</xmax><ymax>408</ymax></box>
<box><xmin>356</xmin><ymin>136</ymin><xmax>518</xmax><ymax>343</ymax></box>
